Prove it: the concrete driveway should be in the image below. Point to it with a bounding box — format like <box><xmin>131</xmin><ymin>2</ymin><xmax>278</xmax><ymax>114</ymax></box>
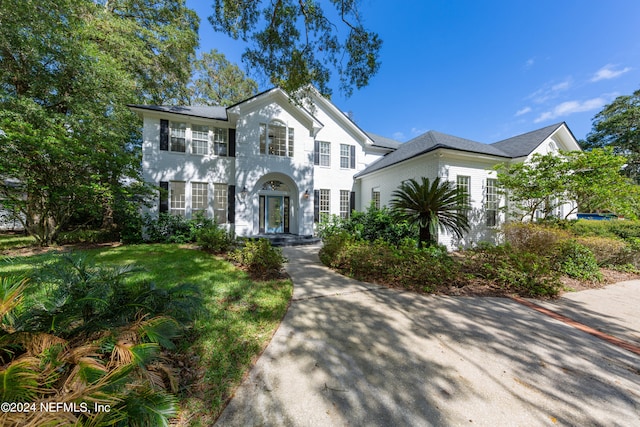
<box><xmin>216</xmin><ymin>245</ymin><xmax>640</xmax><ymax>426</ymax></box>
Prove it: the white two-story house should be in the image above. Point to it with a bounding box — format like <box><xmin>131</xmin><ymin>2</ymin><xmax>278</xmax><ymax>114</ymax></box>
<box><xmin>129</xmin><ymin>87</ymin><xmax>581</xmax><ymax>248</ymax></box>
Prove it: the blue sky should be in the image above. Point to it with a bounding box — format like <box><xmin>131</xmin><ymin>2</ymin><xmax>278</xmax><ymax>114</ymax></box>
<box><xmin>187</xmin><ymin>0</ymin><xmax>640</xmax><ymax>143</ymax></box>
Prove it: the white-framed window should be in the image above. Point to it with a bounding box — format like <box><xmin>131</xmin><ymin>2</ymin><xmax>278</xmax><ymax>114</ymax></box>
<box><xmin>457</xmin><ymin>175</ymin><xmax>471</xmax><ymax>219</ymax></box>
<box><xmin>340</xmin><ymin>144</ymin><xmax>352</xmax><ymax>169</ymax></box>
<box><xmin>170</xmin><ymin>122</ymin><xmax>186</xmax><ymax>152</ymax></box>
<box><xmin>191</xmin><ymin>125</ymin><xmax>209</xmax><ymax>155</ymax></box>
<box><xmin>260</xmin><ymin>120</ymin><xmax>294</xmax><ymax>157</ymax></box>
<box><xmin>372</xmin><ymin>189</ymin><xmax>381</xmax><ymax>209</ymax></box>
<box><xmin>319</xmin><ymin>141</ymin><xmax>331</xmax><ymax>166</ymax></box>
<box><xmin>212</xmin><ymin>127</ymin><xmax>228</xmax><ymax>156</ymax></box>
<box><xmin>213</xmin><ymin>183</ymin><xmax>227</xmax><ymax>224</ymax></box>
<box><xmin>340</xmin><ymin>190</ymin><xmax>350</xmax><ymax>219</ymax></box>
<box><xmin>191</xmin><ymin>182</ymin><xmax>208</xmax><ymax>215</ymax></box>
<box><xmin>170</xmin><ymin>181</ymin><xmax>186</xmax><ymax>216</ymax></box>
<box><xmin>319</xmin><ymin>189</ymin><xmax>330</xmax><ymax>220</ymax></box>
<box><xmin>486</xmin><ymin>178</ymin><xmax>498</xmax><ymax>227</ymax></box>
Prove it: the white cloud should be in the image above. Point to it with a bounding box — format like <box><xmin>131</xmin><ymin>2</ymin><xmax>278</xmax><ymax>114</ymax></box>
<box><xmin>528</xmin><ymin>79</ymin><xmax>572</xmax><ymax>104</ymax></box>
<box><xmin>515</xmin><ymin>106</ymin><xmax>532</xmax><ymax>116</ymax></box>
<box><xmin>534</xmin><ymin>97</ymin><xmax>608</xmax><ymax>123</ymax></box>
<box><xmin>525</xmin><ymin>58</ymin><xmax>535</xmax><ymax>68</ymax></box>
<box><xmin>591</xmin><ymin>64</ymin><xmax>632</xmax><ymax>82</ymax></box>
<box><xmin>392</xmin><ymin>131</ymin><xmax>405</xmax><ymax>141</ymax></box>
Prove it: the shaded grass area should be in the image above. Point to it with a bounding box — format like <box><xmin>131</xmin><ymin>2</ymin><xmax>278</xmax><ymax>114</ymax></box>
<box><xmin>0</xmin><ymin>232</ymin><xmax>35</xmax><ymax>251</ymax></box>
<box><xmin>0</xmin><ymin>243</ymin><xmax>293</xmax><ymax>425</ymax></box>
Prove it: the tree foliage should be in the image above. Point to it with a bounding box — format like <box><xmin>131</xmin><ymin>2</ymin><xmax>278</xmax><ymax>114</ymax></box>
<box><xmin>390</xmin><ymin>177</ymin><xmax>470</xmax><ymax>248</ymax></box>
<box><xmin>189</xmin><ymin>49</ymin><xmax>258</xmax><ymax>106</ymax></box>
<box><xmin>496</xmin><ymin>149</ymin><xmax>639</xmax><ymax>220</ymax></box>
<box><xmin>209</xmin><ymin>0</ymin><xmax>382</xmax><ymax>97</ymax></box>
<box><xmin>583</xmin><ymin>88</ymin><xmax>640</xmax><ymax>181</ymax></box>
<box><xmin>0</xmin><ymin>0</ymin><xmax>197</xmax><ymax>245</ymax></box>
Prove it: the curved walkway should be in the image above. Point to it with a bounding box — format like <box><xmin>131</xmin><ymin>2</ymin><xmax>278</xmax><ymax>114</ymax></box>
<box><xmin>216</xmin><ymin>244</ymin><xmax>640</xmax><ymax>426</ymax></box>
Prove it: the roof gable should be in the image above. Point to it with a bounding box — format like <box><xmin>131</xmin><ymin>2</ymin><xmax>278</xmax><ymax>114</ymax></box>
<box><xmin>490</xmin><ymin>122</ymin><xmax>564</xmax><ymax>158</ymax></box>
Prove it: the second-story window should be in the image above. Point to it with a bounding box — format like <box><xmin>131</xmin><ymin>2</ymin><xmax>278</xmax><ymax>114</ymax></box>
<box><xmin>260</xmin><ymin>120</ymin><xmax>294</xmax><ymax>157</ymax></box>
<box><xmin>319</xmin><ymin>141</ymin><xmax>331</xmax><ymax>166</ymax></box>
<box><xmin>212</xmin><ymin>127</ymin><xmax>228</xmax><ymax>156</ymax></box>
<box><xmin>340</xmin><ymin>144</ymin><xmax>355</xmax><ymax>169</ymax></box>
<box><xmin>191</xmin><ymin>125</ymin><xmax>209</xmax><ymax>155</ymax></box>
<box><xmin>170</xmin><ymin>122</ymin><xmax>186</xmax><ymax>152</ymax></box>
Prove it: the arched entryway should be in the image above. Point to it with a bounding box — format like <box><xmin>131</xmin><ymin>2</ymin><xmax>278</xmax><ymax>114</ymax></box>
<box><xmin>254</xmin><ymin>174</ymin><xmax>300</xmax><ymax>234</ymax></box>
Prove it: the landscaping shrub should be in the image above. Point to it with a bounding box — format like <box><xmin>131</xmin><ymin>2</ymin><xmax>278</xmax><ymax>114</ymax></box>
<box><xmin>467</xmin><ymin>243</ymin><xmax>561</xmax><ymax>297</ymax></box>
<box><xmin>319</xmin><ymin>237</ymin><xmax>459</xmax><ymax>293</ymax></box>
<box><xmin>552</xmin><ymin>240</ymin><xmax>602</xmax><ymax>281</ymax></box>
<box><xmin>317</xmin><ymin>205</ymin><xmax>416</xmax><ymax>246</ymax></box>
<box><xmin>144</xmin><ymin>213</ymin><xmax>195</xmax><ymax>243</ymax></box>
<box><xmin>144</xmin><ymin>213</ymin><xmax>218</xmax><ymax>244</ymax></box>
<box><xmin>196</xmin><ymin>222</ymin><xmax>235</xmax><ymax>253</ymax></box>
<box><xmin>502</xmin><ymin>222</ymin><xmax>571</xmax><ymax>255</ymax></box>
<box><xmin>318</xmin><ymin>231</ymin><xmax>352</xmax><ymax>266</ymax></box>
<box><xmin>568</xmin><ymin>219</ymin><xmax>640</xmax><ymax>241</ymax></box>
<box><xmin>574</xmin><ymin>236</ymin><xmax>629</xmax><ymax>266</ymax></box>
<box><xmin>230</xmin><ymin>239</ymin><xmax>287</xmax><ymax>279</ymax></box>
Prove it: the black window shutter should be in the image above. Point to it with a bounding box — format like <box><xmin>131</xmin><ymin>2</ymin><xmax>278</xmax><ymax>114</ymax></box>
<box><xmin>313</xmin><ymin>190</ymin><xmax>320</xmax><ymax>223</ymax></box>
<box><xmin>314</xmin><ymin>141</ymin><xmax>320</xmax><ymax>165</ymax></box>
<box><xmin>350</xmin><ymin>145</ymin><xmax>356</xmax><ymax>169</ymax></box>
<box><xmin>228</xmin><ymin>129</ymin><xmax>236</xmax><ymax>157</ymax></box>
<box><xmin>350</xmin><ymin>191</ymin><xmax>356</xmax><ymax>213</ymax></box>
<box><xmin>227</xmin><ymin>185</ymin><xmax>235</xmax><ymax>223</ymax></box>
<box><xmin>159</xmin><ymin>181</ymin><xmax>169</xmax><ymax>213</ymax></box>
<box><xmin>160</xmin><ymin>120</ymin><xmax>169</xmax><ymax>151</ymax></box>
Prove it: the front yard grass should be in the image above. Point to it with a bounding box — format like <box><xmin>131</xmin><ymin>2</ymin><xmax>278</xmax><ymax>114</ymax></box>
<box><xmin>0</xmin><ymin>241</ymin><xmax>293</xmax><ymax>425</ymax></box>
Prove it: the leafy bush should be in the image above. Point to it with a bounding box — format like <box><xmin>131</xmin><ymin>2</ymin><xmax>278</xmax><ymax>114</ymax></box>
<box><xmin>467</xmin><ymin>243</ymin><xmax>561</xmax><ymax>297</ymax></box>
<box><xmin>144</xmin><ymin>213</ymin><xmax>195</xmax><ymax>243</ymax></box>
<box><xmin>144</xmin><ymin>213</ymin><xmax>218</xmax><ymax>244</ymax></box>
<box><xmin>319</xmin><ymin>236</ymin><xmax>459</xmax><ymax>293</ymax></box>
<box><xmin>502</xmin><ymin>222</ymin><xmax>571</xmax><ymax>255</ymax></box>
<box><xmin>196</xmin><ymin>222</ymin><xmax>234</xmax><ymax>253</ymax></box>
<box><xmin>317</xmin><ymin>205</ymin><xmax>416</xmax><ymax>246</ymax></box>
<box><xmin>574</xmin><ymin>236</ymin><xmax>629</xmax><ymax>266</ymax></box>
<box><xmin>552</xmin><ymin>240</ymin><xmax>602</xmax><ymax>281</ymax></box>
<box><xmin>230</xmin><ymin>239</ymin><xmax>287</xmax><ymax>279</ymax></box>
<box><xmin>568</xmin><ymin>219</ymin><xmax>640</xmax><ymax>241</ymax></box>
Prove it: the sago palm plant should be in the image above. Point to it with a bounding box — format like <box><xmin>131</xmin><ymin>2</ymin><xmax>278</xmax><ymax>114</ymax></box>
<box><xmin>390</xmin><ymin>177</ymin><xmax>470</xmax><ymax>248</ymax></box>
<box><xmin>0</xmin><ymin>254</ymin><xmax>192</xmax><ymax>427</ymax></box>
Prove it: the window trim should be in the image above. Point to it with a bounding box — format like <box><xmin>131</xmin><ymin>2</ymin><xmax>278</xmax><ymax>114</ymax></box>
<box><xmin>169</xmin><ymin>121</ymin><xmax>187</xmax><ymax>153</ymax></box>
<box><xmin>191</xmin><ymin>124</ymin><xmax>209</xmax><ymax>156</ymax></box>
<box><xmin>339</xmin><ymin>190</ymin><xmax>350</xmax><ymax>219</ymax></box>
<box><xmin>486</xmin><ymin>178</ymin><xmax>498</xmax><ymax>227</ymax></box>
<box><xmin>318</xmin><ymin>141</ymin><xmax>331</xmax><ymax>167</ymax></box>
<box><xmin>260</xmin><ymin>120</ymin><xmax>294</xmax><ymax>158</ymax></box>
<box><xmin>169</xmin><ymin>181</ymin><xmax>186</xmax><ymax>216</ymax></box>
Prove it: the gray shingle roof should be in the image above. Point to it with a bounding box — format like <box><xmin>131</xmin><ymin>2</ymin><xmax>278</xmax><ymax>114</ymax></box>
<box><xmin>490</xmin><ymin>122</ymin><xmax>563</xmax><ymax>157</ymax></box>
<box><xmin>365</xmin><ymin>132</ymin><xmax>401</xmax><ymax>150</ymax></box>
<box><xmin>128</xmin><ymin>104</ymin><xmax>228</xmax><ymax>121</ymax></box>
<box><xmin>356</xmin><ymin>123</ymin><xmax>567</xmax><ymax>178</ymax></box>
<box><xmin>355</xmin><ymin>130</ymin><xmax>511</xmax><ymax>178</ymax></box>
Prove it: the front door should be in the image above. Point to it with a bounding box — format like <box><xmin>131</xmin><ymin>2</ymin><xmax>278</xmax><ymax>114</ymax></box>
<box><xmin>260</xmin><ymin>195</ymin><xmax>290</xmax><ymax>234</ymax></box>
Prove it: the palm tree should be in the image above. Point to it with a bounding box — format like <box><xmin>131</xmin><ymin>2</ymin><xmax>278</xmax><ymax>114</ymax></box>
<box><xmin>390</xmin><ymin>177</ymin><xmax>470</xmax><ymax>248</ymax></box>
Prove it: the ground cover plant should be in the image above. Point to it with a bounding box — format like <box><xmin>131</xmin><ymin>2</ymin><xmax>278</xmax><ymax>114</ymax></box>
<box><xmin>0</xmin><ymin>241</ymin><xmax>292</xmax><ymax>426</ymax></box>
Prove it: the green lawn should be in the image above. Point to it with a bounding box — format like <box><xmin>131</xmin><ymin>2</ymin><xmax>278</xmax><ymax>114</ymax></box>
<box><xmin>0</xmin><ymin>241</ymin><xmax>293</xmax><ymax>425</ymax></box>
